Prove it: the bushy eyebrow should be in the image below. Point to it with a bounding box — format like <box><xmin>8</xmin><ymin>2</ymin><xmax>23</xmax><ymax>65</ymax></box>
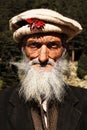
<box><xmin>30</xmin><ymin>42</ymin><xmax>42</xmax><ymax>47</ymax></box>
<box><xmin>26</xmin><ymin>40</ymin><xmax>62</xmax><ymax>47</ymax></box>
<box><xmin>47</xmin><ymin>41</ymin><xmax>62</xmax><ymax>48</ymax></box>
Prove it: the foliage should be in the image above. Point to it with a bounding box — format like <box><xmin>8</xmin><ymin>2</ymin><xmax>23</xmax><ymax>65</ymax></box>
<box><xmin>77</xmin><ymin>53</ymin><xmax>87</xmax><ymax>79</ymax></box>
<box><xmin>0</xmin><ymin>80</ymin><xmax>3</xmax><ymax>89</ymax></box>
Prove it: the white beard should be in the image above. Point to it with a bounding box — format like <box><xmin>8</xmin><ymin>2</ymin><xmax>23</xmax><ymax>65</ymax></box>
<box><xmin>11</xmin><ymin>50</ymin><xmax>69</xmax><ymax>103</ymax></box>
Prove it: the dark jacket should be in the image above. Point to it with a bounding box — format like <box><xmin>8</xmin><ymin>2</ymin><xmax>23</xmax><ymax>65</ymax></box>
<box><xmin>0</xmin><ymin>85</ymin><xmax>87</xmax><ymax>130</ymax></box>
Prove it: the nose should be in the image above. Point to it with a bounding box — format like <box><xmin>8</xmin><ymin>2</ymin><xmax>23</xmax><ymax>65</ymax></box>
<box><xmin>38</xmin><ymin>45</ymin><xmax>49</xmax><ymax>63</ymax></box>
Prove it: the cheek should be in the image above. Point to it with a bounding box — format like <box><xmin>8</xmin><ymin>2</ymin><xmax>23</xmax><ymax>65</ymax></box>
<box><xmin>49</xmin><ymin>47</ymin><xmax>64</xmax><ymax>60</ymax></box>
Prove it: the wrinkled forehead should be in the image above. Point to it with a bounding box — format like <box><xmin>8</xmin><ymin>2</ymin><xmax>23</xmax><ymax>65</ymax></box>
<box><xmin>22</xmin><ymin>32</ymin><xmax>67</xmax><ymax>43</ymax></box>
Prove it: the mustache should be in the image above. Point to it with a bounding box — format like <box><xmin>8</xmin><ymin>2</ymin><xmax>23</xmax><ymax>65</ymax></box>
<box><xmin>10</xmin><ymin>58</ymin><xmax>55</xmax><ymax>72</ymax></box>
<box><xmin>29</xmin><ymin>59</ymin><xmax>55</xmax><ymax>67</ymax></box>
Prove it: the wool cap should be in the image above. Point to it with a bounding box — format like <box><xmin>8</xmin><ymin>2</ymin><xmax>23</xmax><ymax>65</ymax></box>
<box><xmin>9</xmin><ymin>8</ymin><xmax>83</xmax><ymax>43</ymax></box>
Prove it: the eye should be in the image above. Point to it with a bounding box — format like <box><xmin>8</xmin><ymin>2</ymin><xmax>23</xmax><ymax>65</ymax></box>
<box><xmin>26</xmin><ymin>42</ymin><xmax>41</xmax><ymax>49</ymax></box>
<box><xmin>47</xmin><ymin>42</ymin><xmax>60</xmax><ymax>49</ymax></box>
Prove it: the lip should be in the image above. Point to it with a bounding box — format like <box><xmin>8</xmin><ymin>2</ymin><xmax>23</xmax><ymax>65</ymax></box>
<box><xmin>32</xmin><ymin>64</ymin><xmax>53</xmax><ymax>71</ymax></box>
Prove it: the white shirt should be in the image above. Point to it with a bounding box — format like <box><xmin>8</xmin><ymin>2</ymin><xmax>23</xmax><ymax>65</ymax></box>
<box><xmin>41</xmin><ymin>100</ymin><xmax>48</xmax><ymax>128</ymax></box>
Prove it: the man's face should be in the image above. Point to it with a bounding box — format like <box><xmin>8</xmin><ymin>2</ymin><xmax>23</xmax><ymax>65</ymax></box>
<box><xmin>24</xmin><ymin>34</ymin><xmax>64</xmax><ymax>71</ymax></box>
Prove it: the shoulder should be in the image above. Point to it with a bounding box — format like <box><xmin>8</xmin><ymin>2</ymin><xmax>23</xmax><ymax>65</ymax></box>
<box><xmin>69</xmin><ymin>86</ymin><xmax>87</xmax><ymax>129</ymax></box>
<box><xmin>70</xmin><ymin>86</ymin><xmax>87</xmax><ymax>98</ymax></box>
<box><xmin>0</xmin><ymin>87</ymin><xmax>17</xmax><ymax>125</ymax></box>
<box><xmin>68</xmin><ymin>85</ymin><xmax>87</xmax><ymax>108</ymax></box>
<box><xmin>0</xmin><ymin>86</ymin><xmax>15</xmax><ymax>97</ymax></box>
<box><xmin>0</xmin><ymin>87</ymin><xmax>16</xmax><ymax>106</ymax></box>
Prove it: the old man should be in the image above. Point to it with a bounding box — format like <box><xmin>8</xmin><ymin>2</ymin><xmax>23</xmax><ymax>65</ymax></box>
<box><xmin>0</xmin><ymin>8</ymin><xmax>87</xmax><ymax>130</ymax></box>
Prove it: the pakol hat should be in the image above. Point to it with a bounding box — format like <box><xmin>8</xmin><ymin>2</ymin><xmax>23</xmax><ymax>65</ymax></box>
<box><xmin>9</xmin><ymin>8</ymin><xmax>83</xmax><ymax>43</ymax></box>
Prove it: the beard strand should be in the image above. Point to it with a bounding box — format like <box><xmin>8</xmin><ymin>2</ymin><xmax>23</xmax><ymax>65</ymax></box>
<box><xmin>11</xmin><ymin>51</ymin><xmax>69</xmax><ymax>103</ymax></box>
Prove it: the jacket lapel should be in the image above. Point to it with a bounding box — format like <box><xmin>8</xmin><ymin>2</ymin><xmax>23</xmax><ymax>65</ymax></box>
<box><xmin>8</xmin><ymin>88</ymin><xmax>34</xmax><ymax>130</ymax></box>
<box><xmin>57</xmin><ymin>86</ymin><xmax>82</xmax><ymax>130</ymax></box>
<box><xmin>47</xmin><ymin>100</ymin><xmax>59</xmax><ymax>130</ymax></box>
<box><xmin>30</xmin><ymin>102</ymin><xmax>43</xmax><ymax>130</ymax></box>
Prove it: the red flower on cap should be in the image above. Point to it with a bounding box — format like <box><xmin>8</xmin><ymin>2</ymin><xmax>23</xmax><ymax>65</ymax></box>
<box><xmin>26</xmin><ymin>18</ymin><xmax>45</xmax><ymax>31</ymax></box>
